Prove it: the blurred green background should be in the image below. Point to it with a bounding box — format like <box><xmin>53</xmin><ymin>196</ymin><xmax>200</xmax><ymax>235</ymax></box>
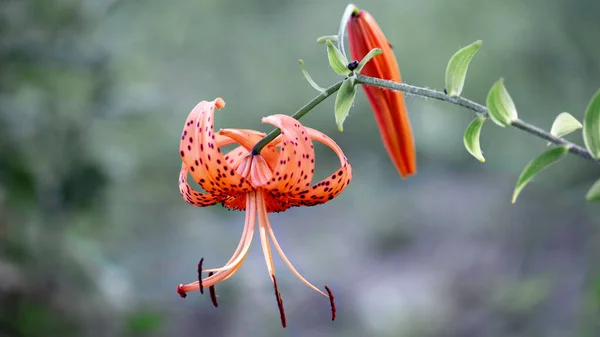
<box><xmin>1</xmin><ymin>0</ymin><xmax>600</xmax><ymax>336</ymax></box>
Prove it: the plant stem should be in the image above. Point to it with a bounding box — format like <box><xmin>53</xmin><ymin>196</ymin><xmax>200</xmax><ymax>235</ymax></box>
<box><xmin>250</xmin><ymin>81</ymin><xmax>343</xmax><ymax>155</ymax></box>
<box><xmin>252</xmin><ymin>73</ymin><xmax>597</xmax><ymax>164</ymax></box>
<box><xmin>355</xmin><ymin>74</ymin><xmax>597</xmax><ymax>162</ymax></box>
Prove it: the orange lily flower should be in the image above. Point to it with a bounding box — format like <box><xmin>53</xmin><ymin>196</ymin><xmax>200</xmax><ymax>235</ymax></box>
<box><xmin>176</xmin><ymin>97</ymin><xmax>352</xmax><ymax>327</ymax></box>
<box><xmin>347</xmin><ymin>9</ymin><xmax>416</xmax><ymax>178</ymax></box>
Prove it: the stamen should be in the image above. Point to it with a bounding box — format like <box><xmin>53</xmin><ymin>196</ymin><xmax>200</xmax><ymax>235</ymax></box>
<box><xmin>197</xmin><ymin>258</ymin><xmax>204</xmax><ymax>294</ymax></box>
<box><xmin>266</xmin><ymin>224</ymin><xmax>329</xmax><ymax>298</ymax></box>
<box><xmin>272</xmin><ymin>275</ymin><xmax>287</xmax><ymax>328</ymax></box>
<box><xmin>324</xmin><ymin>286</ymin><xmax>336</xmax><ymax>321</ymax></box>
<box><xmin>208</xmin><ymin>271</ymin><xmax>218</xmax><ymax>307</ymax></box>
<box><xmin>176</xmin><ymin>284</ymin><xmax>187</xmax><ymax>298</ymax></box>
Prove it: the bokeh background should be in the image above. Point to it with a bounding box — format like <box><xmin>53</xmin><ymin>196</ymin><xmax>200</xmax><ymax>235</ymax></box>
<box><xmin>1</xmin><ymin>0</ymin><xmax>600</xmax><ymax>336</ymax></box>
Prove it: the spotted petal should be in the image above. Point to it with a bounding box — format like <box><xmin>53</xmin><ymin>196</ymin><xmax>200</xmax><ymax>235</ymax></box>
<box><xmin>219</xmin><ymin>129</ymin><xmax>280</xmax><ymax>171</ymax></box>
<box><xmin>261</xmin><ymin>114</ymin><xmax>315</xmax><ymax>194</ymax></box>
<box><xmin>179</xmin><ymin>98</ymin><xmax>252</xmax><ymax>195</ymax></box>
<box><xmin>285</xmin><ymin>128</ymin><xmax>352</xmax><ymax>207</ymax></box>
<box><xmin>179</xmin><ymin>164</ymin><xmax>224</xmax><ymax>207</ymax></box>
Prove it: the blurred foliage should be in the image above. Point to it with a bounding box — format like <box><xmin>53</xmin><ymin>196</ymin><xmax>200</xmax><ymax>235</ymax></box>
<box><xmin>0</xmin><ymin>0</ymin><xmax>115</xmax><ymax>336</ymax></box>
<box><xmin>1</xmin><ymin>0</ymin><xmax>599</xmax><ymax>336</ymax></box>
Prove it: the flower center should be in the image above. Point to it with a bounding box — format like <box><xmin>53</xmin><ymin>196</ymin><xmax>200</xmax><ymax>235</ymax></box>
<box><xmin>236</xmin><ymin>154</ymin><xmax>273</xmax><ymax>188</ymax></box>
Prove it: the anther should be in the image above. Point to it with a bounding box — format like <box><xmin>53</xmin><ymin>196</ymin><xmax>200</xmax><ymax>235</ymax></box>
<box><xmin>324</xmin><ymin>286</ymin><xmax>336</xmax><ymax>321</ymax></box>
<box><xmin>176</xmin><ymin>284</ymin><xmax>187</xmax><ymax>298</ymax></box>
<box><xmin>208</xmin><ymin>271</ymin><xmax>218</xmax><ymax>307</ymax></box>
<box><xmin>197</xmin><ymin>258</ymin><xmax>204</xmax><ymax>294</ymax></box>
<box><xmin>272</xmin><ymin>275</ymin><xmax>287</xmax><ymax>328</ymax></box>
<box><xmin>214</xmin><ymin>97</ymin><xmax>225</xmax><ymax>110</ymax></box>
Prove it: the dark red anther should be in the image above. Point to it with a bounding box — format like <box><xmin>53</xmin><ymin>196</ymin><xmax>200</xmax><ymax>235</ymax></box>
<box><xmin>208</xmin><ymin>271</ymin><xmax>218</xmax><ymax>307</ymax></box>
<box><xmin>325</xmin><ymin>286</ymin><xmax>336</xmax><ymax>321</ymax></box>
<box><xmin>176</xmin><ymin>284</ymin><xmax>187</xmax><ymax>298</ymax></box>
<box><xmin>271</xmin><ymin>275</ymin><xmax>287</xmax><ymax>328</ymax></box>
<box><xmin>197</xmin><ymin>258</ymin><xmax>204</xmax><ymax>294</ymax></box>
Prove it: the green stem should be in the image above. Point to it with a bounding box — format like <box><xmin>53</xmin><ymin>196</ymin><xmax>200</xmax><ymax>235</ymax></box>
<box><xmin>250</xmin><ymin>81</ymin><xmax>343</xmax><ymax>155</ymax></box>
<box><xmin>355</xmin><ymin>74</ymin><xmax>597</xmax><ymax>162</ymax></box>
<box><xmin>252</xmin><ymin>73</ymin><xmax>597</xmax><ymax>163</ymax></box>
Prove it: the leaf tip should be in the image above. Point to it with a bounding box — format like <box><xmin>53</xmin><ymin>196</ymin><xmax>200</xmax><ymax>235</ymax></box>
<box><xmin>511</xmin><ymin>190</ymin><xmax>519</xmax><ymax>204</ymax></box>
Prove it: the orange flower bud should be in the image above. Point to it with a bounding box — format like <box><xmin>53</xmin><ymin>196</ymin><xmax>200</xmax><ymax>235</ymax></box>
<box><xmin>348</xmin><ymin>9</ymin><xmax>416</xmax><ymax>178</ymax></box>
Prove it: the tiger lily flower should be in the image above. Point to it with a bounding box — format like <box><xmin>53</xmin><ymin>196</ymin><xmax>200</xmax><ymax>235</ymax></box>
<box><xmin>176</xmin><ymin>97</ymin><xmax>352</xmax><ymax>327</ymax></box>
<box><xmin>348</xmin><ymin>8</ymin><xmax>417</xmax><ymax>178</ymax></box>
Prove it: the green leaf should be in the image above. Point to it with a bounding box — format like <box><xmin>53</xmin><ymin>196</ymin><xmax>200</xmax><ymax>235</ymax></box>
<box><xmin>334</xmin><ymin>77</ymin><xmax>357</xmax><ymax>132</ymax></box>
<box><xmin>354</xmin><ymin>48</ymin><xmax>382</xmax><ymax>73</ymax></box>
<box><xmin>445</xmin><ymin>40</ymin><xmax>482</xmax><ymax>97</ymax></box>
<box><xmin>550</xmin><ymin>112</ymin><xmax>582</xmax><ymax>138</ymax></box>
<box><xmin>585</xmin><ymin>178</ymin><xmax>600</xmax><ymax>202</ymax></box>
<box><xmin>326</xmin><ymin>40</ymin><xmax>351</xmax><ymax>76</ymax></box>
<box><xmin>583</xmin><ymin>89</ymin><xmax>600</xmax><ymax>159</ymax></box>
<box><xmin>298</xmin><ymin>59</ymin><xmax>325</xmax><ymax>92</ymax></box>
<box><xmin>486</xmin><ymin>78</ymin><xmax>518</xmax><ymax>127</ymax></box>
<box><xmin>512</xmin><ymin>145</ymin><xmax>569</xmax><ymax>203</ymax></box>
<box><xmin>463</xmin><ymin>116</ymin><xmax>486</xmax><ymax>162</ymax></box>
<box><xmin>317</xmin><ymin>35</ymin><xmax>338</xmax><ymax>44</ymax></box>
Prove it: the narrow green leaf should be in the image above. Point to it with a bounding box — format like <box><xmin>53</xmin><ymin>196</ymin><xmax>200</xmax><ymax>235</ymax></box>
<box><xmin>583</xmin><ymin>89</ymin><xmax>600</xmax><ymax>159</ymax></box>
<box><xmin>317</xmin><ymin>35</ymin><xmax>338</xmax><ymax>44</ymax></box>
<box><xmin>445</xmin><ymin>40</ymin><xmax>482</xmax><ymax>97</ymax></box>
<box><xmin>463</xmin><ymin>116</ymin><xmax>486</xmax><ymax>162</ymax></box>
<box><xmin>326</xmin><ymin>40</ymin><xmax>351</xmax><ymax>76</ymax></box>
<box><xmin>334</xmin><ymin>77</ymin><xmax>357</xmax><ymax>132</ymax></box>
<box><xmin>550</xmin><ymin>112</ymin><xmax>582</xmax><ymax>138</ymax></box>
<box><xmin>512</xmin><ymin>145</ymin><xmax>569</xmax><ymax>204</ymax></box>
<box><xmin>354</xmin><ymin>48</ymin><xmax>382</xmax><ymax>73</ymax></box>
<box><xmin>585</xmin><ymin>178</ymin><xmax>600</xmax><ymax>202</ymax></box>
<box><xmin>486</xmin><ymin>79</ymin><xmax>518</xmax><ymax>127</ymax></box>
<box><xmin>298</xmin><ymin>60</ymin><xmax>325</xmax><ymax>93</ymax></box>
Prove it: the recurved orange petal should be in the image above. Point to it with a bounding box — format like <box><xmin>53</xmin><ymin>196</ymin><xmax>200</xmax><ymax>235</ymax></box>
<box><xmin>179</xmin><ymin>164</ymin><xmax>224</xmax><ymax>207</ymax></box>
<box><xmin>219</xmin><ymin>129</ymin><xmax>280</xmax><ymax>171</ymax></box>
<box><xmin>284</xmin><ymin>128</ymin><xmax>352</xmax><ymax>207</ymax></box>
<box><xmin>179</xmin><ymin>98</ymin><xmax>252</xmax><ymax>195</ymax></box>
<box><xmin>261</xmin><ymin>114</ymin><xmax>315</xmax><ymax>194</ymax></box>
